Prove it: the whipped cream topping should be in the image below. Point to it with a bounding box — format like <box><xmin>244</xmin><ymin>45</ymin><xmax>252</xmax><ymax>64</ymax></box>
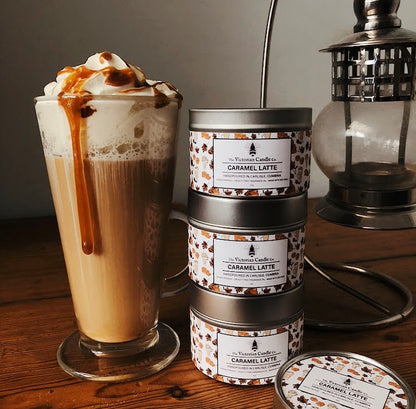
<box><xmin>43</xmin><ymin>51</ymin><xmax>181</xmax><ymax>99</ymax></box>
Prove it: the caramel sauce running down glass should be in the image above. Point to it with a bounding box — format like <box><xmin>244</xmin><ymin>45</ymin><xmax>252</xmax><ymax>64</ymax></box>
<box><xmin>35</xmin><ymin>94</ymin><xmax>187</xmax><ymax>382</ymax></box>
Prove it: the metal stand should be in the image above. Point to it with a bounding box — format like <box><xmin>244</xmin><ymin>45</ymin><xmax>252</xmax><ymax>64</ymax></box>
<box><xmin>261</xmin><ymin>0</ymin><xmax>415</xmax><ymax>330</ymax></box>
<box><xmin>304</xmin><ymin>256</ymin><xmax>414</xmax><ymax>330</ymax></box>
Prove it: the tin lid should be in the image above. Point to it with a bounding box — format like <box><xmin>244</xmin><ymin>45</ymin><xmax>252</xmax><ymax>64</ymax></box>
<box><xmin>274</xmin><ymin>351</ymin><xmax>415</xmax><ymax>409</ymax></box>
<box><xmin>189</xmin><ymin>108</ymin><xmax>312</xmax><ymax>132</ymax></box>
<box><xmin>188</xmin><ymin>189</ymin><xmax>307</xmax><ymax>231</ymax></box>
<box><xmin>189</xmin><ymin>281</ymin><xmax>304</xmax><ymax>327</ymax></box>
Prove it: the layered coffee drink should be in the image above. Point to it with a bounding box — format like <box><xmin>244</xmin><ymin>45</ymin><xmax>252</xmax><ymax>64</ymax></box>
<box><xmin>35</xmin><ymin>52</ymin><xmax>181</xmax><ymax>344</ymax></box>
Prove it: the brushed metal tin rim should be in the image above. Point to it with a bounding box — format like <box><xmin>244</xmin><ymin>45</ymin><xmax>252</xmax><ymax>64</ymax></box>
<box><xmin>190</xmin><ymin>307</ymin><xmax>304</xmax><ymax>331</ymax></box>
<box><xmin>274</xmin><ymin>350</ymin><xmax>416</xmax><ymax>409</ymax></box>
<box><xmin>189</xmin><ymin>108</ymin><xmax>312</xmax><ymax>132</ymax></box>
<box><xmin>187</xmin><ymin>189</ymin><xmax>308</xmax><ymax>230</ymax></box>
<box><xmin>188</xmin><ymin>216</ymin><xmax>305</xmax><ymax>235</ymax></box>
<box><xmin>189</xmin><ymin>281</ymin><xmax>304</xmax><ymax>324</ymax></box>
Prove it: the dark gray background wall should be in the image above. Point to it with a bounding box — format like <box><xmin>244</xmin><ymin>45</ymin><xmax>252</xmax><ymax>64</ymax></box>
<box><xmin>1</xmin><ymin>0</ymin><xmax>416</xmax><ymax>219</ymax></box>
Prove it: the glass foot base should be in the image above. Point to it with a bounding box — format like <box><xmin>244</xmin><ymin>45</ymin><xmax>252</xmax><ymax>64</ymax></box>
<box><xmin>57</xmin><ymin>323</ymin><xmax>180</xmax><ymax>382</ymax></box>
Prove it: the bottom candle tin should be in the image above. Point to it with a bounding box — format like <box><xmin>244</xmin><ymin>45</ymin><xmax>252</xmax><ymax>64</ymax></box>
<box><xmin>190</xmin><ymin>282</ymin><xmax>304</xmax><ymax>386</ymax></box>
<box><xmin>274</xmin><ymin>351</ymin><xmax>415</xmax><ymax>409</ymax></box>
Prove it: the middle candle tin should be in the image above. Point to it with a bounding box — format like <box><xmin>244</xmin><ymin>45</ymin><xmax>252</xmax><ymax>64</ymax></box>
<box><xmin>188</xmin><ymin>189</ymin><xmax>307</xmax><ymax>295</ymax></box>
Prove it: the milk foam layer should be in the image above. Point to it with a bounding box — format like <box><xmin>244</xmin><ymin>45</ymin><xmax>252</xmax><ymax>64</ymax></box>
<box><xmin>36</xmin><ymin>98</ymin><xmax>179</xmax><ymax>160</ymax></box>
<box><xmin>36</xmin><ymin>52</ymin><xmax>181</xmax><ymax>160</ymax></box>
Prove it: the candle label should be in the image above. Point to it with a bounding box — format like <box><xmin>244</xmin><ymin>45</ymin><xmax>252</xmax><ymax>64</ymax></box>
<box><xmin>189</xmin><ymin>131</ymin><xmax>311</xmax><ymax>197</ymax></box>
<box><xmin>190</xmin><ymin>310</ymin><xmax>304</xmax><ymax>386</ymax></box>
<box><xmin>298</xmin><ymin>366</ymin><xmax>390</xmax><ymax>409</ymax></box>
<box><xmin>213</xmin><ymin>237</ymin><xmax>287</xmax><ymax>288</ymax></box>
<box><xmin>217</xmin><ymin>331</ymin><xmax>288</xmax><ymax>381</ymax></box>
<box><xmin>188</xmin><ymin>225</ymin><xmax>305</xmax><ymax>295</ymax></box>
<box><xmin>213</xmin><ymin>138</ymin><xmax>291</xmax><ymax>189</ymax></box>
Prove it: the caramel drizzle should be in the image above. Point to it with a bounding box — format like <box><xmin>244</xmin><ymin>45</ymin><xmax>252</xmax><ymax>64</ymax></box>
<box><xmin>55</xmin><ymin>53</ymin><xmax>181</xmax><ymax>254</ymax></box>
<box><xmin>59</xmin><ymin>94</ymin><xmax>95</xmax><ymax>255</ymax></box>
<box><xmin>58</xmin><ymin>61</ymin><xmax>139</xmax><ymax>255</ymax></box>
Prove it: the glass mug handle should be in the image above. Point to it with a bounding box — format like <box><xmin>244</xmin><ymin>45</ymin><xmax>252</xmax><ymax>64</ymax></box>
<box><xmin>161</xmin><ymin>209</ymin><xmax>189</xmax><ymax>298</ymax></box>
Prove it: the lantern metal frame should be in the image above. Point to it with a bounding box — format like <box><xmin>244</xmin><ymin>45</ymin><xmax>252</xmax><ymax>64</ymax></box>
<box><xmin>315</xmin><ymin>0</ymin><xmax>416</xmax><ymax>230</ymax></box>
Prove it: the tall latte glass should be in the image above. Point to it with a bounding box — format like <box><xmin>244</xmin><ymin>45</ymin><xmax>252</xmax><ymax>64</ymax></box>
<box><xmin>35</xmin><ymin>73</ymin><xmax>184</xmax><ymax>381</ymax></box>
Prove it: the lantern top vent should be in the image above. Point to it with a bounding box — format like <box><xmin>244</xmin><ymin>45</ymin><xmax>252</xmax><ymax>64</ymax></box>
<box><xmin>321</xmin><ymin>0</ymin><xmax>416</xmax><ymax>102</ymax></box>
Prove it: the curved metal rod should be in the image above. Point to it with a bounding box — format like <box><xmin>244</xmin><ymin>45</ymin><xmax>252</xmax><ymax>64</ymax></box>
<box><xmin>304</xmin><ymin>255</ymin><xmax>414</xmax><ymax>330</ymax></box>
<box><xmin>260</xmin><ymin>0</ymin><xmax>278</xmax><ymax>108</ymax></box>
<box><xmin>305</xmin><ymin>255</ymin><xmax>392</xmax><ymax>315</ymax></box>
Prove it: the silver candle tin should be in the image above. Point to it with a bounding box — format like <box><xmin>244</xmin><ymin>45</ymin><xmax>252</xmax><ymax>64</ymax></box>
<box><xmin>188</xmin><ymin>189</ymin><xmax>307</xmax><ymax>295</ymax></box>
<box><xmin>189</xmin><ymin>108</ymin><xmax>312</xmax><ymax>198</ymax></box>
<box><xmin>188</xmin><ymin>219</ymin><xmax>305</xmax><ymax>296</ymax></box>
<box><xmin>274</xmin><ymin>351</ymin><xmax>415</xmax><ymax>409</ymax></box>
<box><xmin>190</xmin><ymin>282</ymin><xmax>304</xmax><ymax>386</ymax></box>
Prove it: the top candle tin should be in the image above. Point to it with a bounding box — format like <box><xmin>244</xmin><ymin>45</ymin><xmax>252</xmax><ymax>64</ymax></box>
<box><xmin>189</xmin><ymin>108</ymin><xmax>312</xmax><ymax>198</ymax></box>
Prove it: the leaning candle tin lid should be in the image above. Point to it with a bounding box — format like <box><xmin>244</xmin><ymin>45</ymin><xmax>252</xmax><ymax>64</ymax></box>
<box><xmin>189</xmin><ymin>281</ymin><xmax>304</xmax><ymax>328</ymax></box>
<box><xmin>274</xmin><ymin>351</ymin><xmax>415</xmax><ymax>409</ymax></box>
<box><xmin>189</xmin><ymin>108</ymin><xmax>312</xmax><ymax>198</ymax></box>
<box><xmin>188</xmin><ymin>189</ymin><xmax>307</xmax><ymax>231</ymax></box>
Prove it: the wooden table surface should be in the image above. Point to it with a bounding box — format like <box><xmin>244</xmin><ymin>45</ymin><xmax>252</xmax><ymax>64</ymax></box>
<box><xmin>1</xmin><ymin>199</ymin><xmax>415</xmax><ymax>408</ymax></box>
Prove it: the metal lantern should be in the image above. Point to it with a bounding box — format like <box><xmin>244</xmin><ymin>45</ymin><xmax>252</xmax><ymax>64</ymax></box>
<box><xmin>313</xmin><ymin>0</ymin><xmax>416</xmax><ymax>229</ymax></box>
